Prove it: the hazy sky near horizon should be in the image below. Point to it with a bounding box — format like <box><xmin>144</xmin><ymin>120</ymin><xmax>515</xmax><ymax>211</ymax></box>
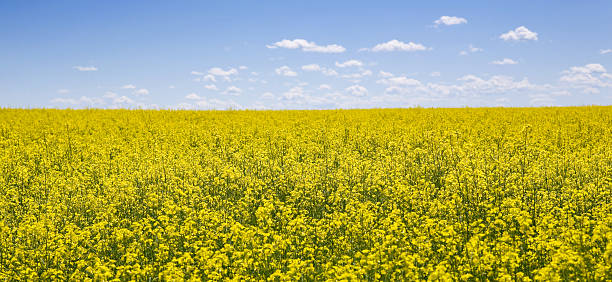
<box><xmin>1</xmin><ymin>1</ymin><xmax>611</xmax><ymax>109</ymax></box>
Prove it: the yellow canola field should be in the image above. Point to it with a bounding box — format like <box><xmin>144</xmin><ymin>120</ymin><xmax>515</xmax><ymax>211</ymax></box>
<box><xmin>0</xmin><ymin>107</ymin><xmax>611</xmax><ymax>281</ymax></box>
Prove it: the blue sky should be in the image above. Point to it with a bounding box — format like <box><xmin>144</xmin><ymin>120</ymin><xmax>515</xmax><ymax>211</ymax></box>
<box><xmin>1</xmin><ymin>1</ymin><xmax>611</xmax><ymax>109</ymax></box>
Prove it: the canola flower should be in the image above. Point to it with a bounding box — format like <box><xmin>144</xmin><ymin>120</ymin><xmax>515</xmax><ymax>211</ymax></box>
<box><xmin>0</xmin><ymin>107</ymin><xmax>611</xmax><ymax>280</ymax></box>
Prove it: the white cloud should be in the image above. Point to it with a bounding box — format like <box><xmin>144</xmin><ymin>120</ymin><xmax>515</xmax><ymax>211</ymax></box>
<box><xmin>469</xmin><ymin>45</ymin><xmax>483</xmax><ymax>52</ymax></box>
<box><xmin>341</xmin><ymin>70</ymin><xmax>372</xmax><ymax>79</ymax></box>
<box><xmin>103</xmin><ymin>92</ymin><xmax>117</xmax><ymax>98</ymax></box>
<box><xmin>204</xmin><ymin>84</ymin><xmax>218</xmax><ymax>91</ymax></box>
<box><xmin>318</xmin><ymin>84</ymin><xmax>332</xmax><ymax>90</ymax></box>
<box><xmin>204</xmin><ymin>74</ymin><xmax>216</xmax><ymax>82</ymax></box>
<box><xmin>169</xmin><ymin>85</ymin><xmax>175</xmax><ymax>89</ymax></box>
<box><xmin>529</xmin><ymin>94</ymin><xmax>556</xmax><ymax>106</ymax></box>
<box><xmin>364</xmin><ymin>40</ymin><xmax>429</xmax><ymax>52</ymax></box>
<box><xmin>460</xmin><ymin>44</ymin><xmax>483</xmax><ymax>55</ymax></box>
<box><xmin>560</xmin><ymin>63</ymin><xmax>610</xmax><ymax>88</ymax></box>
<box><xmin>434</xmin><ymin>16</ymin><xmax>467</xmax><ymax>26</ymax></box>
<box><xmin>275</xmin><ymin>66</ymin><xmax>298</xmax><ymax>77</ymax></box>
<box><xmin>239</xmin><ymin>65</ymin><xmax>248</xmax><ymax>70</ymax></box>
<box><xmin>345</xmin><ymin>85</ymin><xmax>368</xmax><ymax>96</ymax></box>
<box><xmin>134</xmin><ymin>89</ymin><xmax>149</xmax><ymax>96</ymax></box>
<box><xmin>500</xmin><ymin>26</ymin><xmax>538</xmax><ymax>41</ymax></box>
<box><xmin>112</xmin><ymin>95</ymin><xmax>134</xmax><ymax>104</ymax></box>
<box><xmin>208</xmin><ymin>67</ymin><xmax>238</xmax><ymax>76</ymax></box>
<box><xmin>223</xmin><ymin>86</ymin><xmax>242</xmax><ymax>95</ymax></box>
<box><xmin>121</xmin><ymin>84</ymin><xmax>136</xmax><ymax>89</ymax></box>
<box><xmin>492</xmin><ymin>58</ymin><xmax>518</xmax><ymax>65</ymax></box>
<box><xmin>301</xmin><ymin>64</ymin><xmax>338</xmax><ymax>76</ymax></box>
<box><xmin>381</xmin><ymin>74</ymin><xmax>540</xmax><ymax>97</ymax></box>
<box><xmin>57</xmin><ymin>89</ymin><xmax>70</xmax><ymax>94</ymax></box>
<box><xmin>379</xmin><ymin>70</ymin><xmax>394</xmax><ymax>78</ymax></box>
<box><xmin>282</xmin><ymin>86</ymin><xmax>305</xmax><ymax>100</ymax></box>
<box><xmin>430</xmin><ymin>72</ymin><xmax>441</xmax><ymax>77</ymax></box>
<box><xmin>51</xmin><ymin>97</ymin><xmax>77</xmax><ymax>104</ymax></box>
<box><xmin>377</xmin><ymin>76</ymin><xmax>422</xmax><ymax>86</ymax></box>
<box><xmin>51</xmin><ymin>96</ymin><xmax>104</xmax><ymax>106</ymax></box>
<box><xmin>454</xmin><ymin>75</ymin><xmax>535</xmax><ymax>94</ymax></box>
<box><xmin>186</xmin><ymin>93</ymin><xmax>202</xmax><ymax>100</ymax></box>
<box><xmin>335</xmin><ymin>60</ymin><xmax>363</xmax><ymax>68</ymax></box>
<box><xmin>601</xmin><ymin>49</ymin><xmax>612</xmax><ymax>55</ymax></box>
<box><xmin>267</xmin><ymin>39</ymin><xmax>346</xmax><ymax>53</ymax></box>
<box><xmin>191</xmin><ymin>71</ymin><xmax>204</xmax><ymax>75</ymax></box>
<box><xmin>566</xmin><ymin>63</ymin><xmax>606</xmax><ymax>74</ymax></box>
<box><xmin>261</xmin><ymin>92</ymin><xmax>275</xmax><ymax>99</ymax></box>
<box><xmin>583</xmin><ymin>87</ymin><xmax>600</xmax><ymax>94</ymax></box>
<box><xmin>301</xmin><ymin>64</ymin><xmax>322</xmax><ymax>71</ymax></box>
<box><xmin>322</xmin><ymin>69</ymin><xmax>338</xmax><ymax>76</ymax></box>
<box><xmin>73</xmin><ymin>66</ymin><xmax>98</xmax><ymax>71</ymax></box>
<box><xmin>178</xmin><ymin>98</ymin><xmax>242</xmax><ymax>110</ymax></box>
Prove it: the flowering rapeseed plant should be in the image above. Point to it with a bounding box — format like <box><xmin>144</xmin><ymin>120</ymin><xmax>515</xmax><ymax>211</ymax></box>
<box><xmin>0</xmin><ymin>107</ymin><xmax>611</xmax><ymax>280</ymax></box>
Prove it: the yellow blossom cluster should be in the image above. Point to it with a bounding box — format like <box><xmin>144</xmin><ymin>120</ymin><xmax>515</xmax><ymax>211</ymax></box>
<box><xmin>0</xmin><ymin>107</ymin><xmax>611</xmax><ymax>280</ymax></box>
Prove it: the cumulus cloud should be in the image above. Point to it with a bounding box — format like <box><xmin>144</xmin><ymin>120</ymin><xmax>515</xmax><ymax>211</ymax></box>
<box><xmin>434</xmin><ymin>16</ymin><xmax>467</xmax><ymax>26</ymax></box>
<box><xmin>134</xmin><ymin>89</ymin><xmax>149</xmax><ymax>96</ymax></box>
<box><xmin>318</xmin><ymin>84</ymin><xmax>332</xmax><ymax>90</ymax></box>
<box><xmin>322</xmin><ymin>69</ymin><xmax>338</xmax><ymax>76</ymax></box>
<box><xmin>301</xmin><ymin>64</ymin><xmax>338</xmax><ymax>76</ymax></box>
<box><xmin>51</xmin><ymin>96</ymin><xmax>104</xmax><ymax>106</ymax></box>
<box><xmin>275</xmin><ymin>66</ymin><xmax>298</xmax><ymax>77</ymax></box>
<box><xmin>186</xmin><ymin>93</ymin><xmax>202</xmax><ymax>100</ymax></box>
<box><xmin>460</xmin><ymin>44</ymin><xmax>483</xmax><ymax>55</ymax></box>
<box><xmin>363</xmin><ymin>40</ymin><xmax>429</xmax><ymax>52</ymax></box>
<box><xmin>500</xmin><ymin>26</ymin><xmax>538</xmax><ymax>41</ymax></box>
<box><xmin>52</xmin><ymin>93</ymin><xmax>154</xmax><ymax>109</ymax></box>
<box><xmin>261</xmin><ymin>92</ymin><xmax>275</xmax><ymax>99</ymax></box>
<box><xmin>335</xmin><ymin>60</ymin><xmax>363</xmax><ymax>68</ymax></box>
<box><xmin>282</xmin><ymin>86</ymin><xmax>306</xmax><ymax>100</ymax></box>
<box><xmin>112</xmin><ymin>95</ymin><xmax>134</xmax><ymax>104</ymax></box>
<box><xmin>121</xmin><ymin>84</ymin><xmax>136</xmax><ymax>89</ymax></box>
<box><xmin>341</xmin><ymin>70</ymin><xmax>372</xmax><ymax>79</ymax></box>
<box><xmin>208</xmin><ymin>67</ymin><xmax>238</xmax><ymax>77</ymax></box>
<box><xmin>267</xmin><ymin>39</ymin><xmax>346</xmax><ymax>53</ymax></box>
<box><xmin>178</xmin><ymin>98</ymin><xmax>242</xmax><ymax>110</ymax></box>
<box><xmin>380</xmin><ymin>73</ymin><xmax>540</xmax><ymax>97</ymax></box>
<box><xmin>204</xmin><ymin>84</ymin><xmax>218</xmax><ymax>91</ymax></box>
<box><xmin>377</xmin><ymin>76</ymin><xmax>422</xmax><ymax>86</ymax></box>
<box><xmin>192</xmin><ymin>67</ymin><xmax>239</xmax><ymax>83</ymax></box>
<box><xmin>301</xmin><ymin>64</ymin><xmax>322</xmax><ymax>71</ymax></box>
<box><xmin>379</xmin><ymin>71</ymin><xmax>394</xmax><ymax>78</ymax></box>
<box><xmin>73</xmin><ymin>66</ymin><xmax>98</xmax><ymax>71</ymax></box>
<box><xmin>345</xmin><ymin>85</ymin><xmax>368</xmax><ymax>96</ymax></box>
<box><xmin>601</xmin><ymin>49</ymin><xmax>612</xmax><ymax>55</ymax></box>
<box><xmin>492</xmin><ymin>58</ymin><xmax>518</xmax><ymax>65</ymax></box>
<box><xmin>223</xmin><ymin>86</ymin><xmax>242</xmax><ymax>95</ymax></box>
<box><xmin>560</xmin><ymin>63</ymin><xmax>610</xmax><ymax>88</ymax></box>
<box><xmin>529</xmin><ymin>94</ymin><xmax>556</xmax><ymax>106</ymax></box>
<box><xmin>454</xmin><ymin>75</ymin><xmax>535</xmax><ymax>94</ymax></box>
<box><xmin>204</xmin><ymin>74</ymin><xmax>216</xmax><ymax>82</ymax></box>
<box><xmin>566</xmin><ymin>64</ymin><xmax>606</xmax><ymax>74</ymax></box>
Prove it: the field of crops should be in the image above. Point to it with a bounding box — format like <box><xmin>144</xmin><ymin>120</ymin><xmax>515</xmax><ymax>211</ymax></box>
<box><xmin>0</xmin><ymin>107</ymin><xmax>611</xmax><ymax>280</ymax></box>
